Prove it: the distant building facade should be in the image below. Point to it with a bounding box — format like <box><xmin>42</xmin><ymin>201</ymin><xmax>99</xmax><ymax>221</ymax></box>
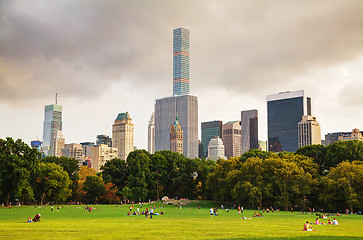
<box><xmin>241</xmin><ymin>110</ymin><xmax>258</xmax><ymax>154</ymax></box>
<box><xmin>96</xmin><ymin>135</ymin><xmax>112</xmax><ymax>147</ymax></box>
<box><xmin>170</xmin><ymin>116</ymin><xmax>183</xmax><ymax>154</ymax></box>
<box><xmin>80</xmin><ymin>142</ymin><xmax>94</xmax><ymax>158</ymax></box>
<box><xmin>52</xmin><ymin>130</ymin><xmax>65</xmax><ymax>157</ymax></box>
<box><xmin>207</xmin><ymin>137</ymin><xmax>226</xmax><ymax>161</ymax></box>
<box><xmin>258</xmin><ymin>141</ymin><xmax>267</xmax><ymax>151</ymax></box>
<box><xmin>154</xmin><ymin>95</ymin><xmax>198</xmax><ymax>159</ymax></box>
<box><xmin>267</xmin><ymin>90</ymin><xmax>311</xmax><ymax>152</ymax></box>
<box><xmin>201</xmin><ymin>120</ymin><xmax>223</xmax><ymax>158</ymax></box>
<box><xmin>42</xmin><ymin>104</ymin><xmax>62</xmax><ymax>156</ymax></box>
<box><xmin>148</xmin><ymin>112</ymin><xmax>155</xmax><ymax>154</ymax></box>
<box><xmin>338</xmin><ymin>128</ymin><xmax>363</xmax><ymax>142</ymax></box>
<box><xmin>222</xmin><ymin>121</ymin><xmax>242</xmax><ymax>158</ymax></box>
<box><xmin>112</xmin><ymin>112</ymin><xmax>134</xmax><ymax>160</ymax></box>
<box><xmin>63</xmin><ymin>143</ymin><xmax>84</xmax><ymax>166</ymax></box>
<box><xmin>91</xmin><ymin>144</ymin><xmax>118</xmax><ymax>172</ymax></box>
<box><xmin>298</xmin><ymin>115</ymin><xmax>321</xmax><ymax>148</ymax></box>
<box><xmin>31</xmin><ymin>140</ymin><xmax>42</xmax><ymax>149</ymax></box>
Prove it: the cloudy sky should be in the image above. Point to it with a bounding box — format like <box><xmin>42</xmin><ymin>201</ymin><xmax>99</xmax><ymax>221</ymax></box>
<box><xmin>0</xmin><ymin>0</ymin><xmax>362</xmax><ymax>149</ymax></box>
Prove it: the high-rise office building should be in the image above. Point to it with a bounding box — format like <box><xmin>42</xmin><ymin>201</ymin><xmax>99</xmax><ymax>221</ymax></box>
<box><xmin>63</xmin><ymin>143</ymin><xmax>84</xmax><ymax>166</ymax></box>
<box><xmin>148</xmin><ymin>112</ymin><xmax>155</xmax><ymax>154</ymax></box>
<box><xmin>154</xmin><ymin>28</ymin><xmax>198</xmax><ymax>158</ymax></box>
<box><xmin>112</xmin><ymin>112</ymin><xmax>134</xmax><ymax>160</ymax></box>
<box><xmin>96</xmin><ymin>135</ymin><xmax>112</xmax><ymax>147</ymax></box>
<box><xmin>42</xmin><ymin>104</ymin><xmax>62</xmax><ymax>156</ymax></box>
<box><xmin>91</xmin><ymin>144</ymin><xmax>118</xmax><ymax>172</ymax></box>
<box><xmin>298</xmin><ymin>115</ymin><xmax>321</xmax><ymax>148</ymax></box>
<box><xmin>267</xmin><ymin>90</ymin><xmax>311</xmax><ymax>152</ymax></box>
<box><xmin>154</xmin><ymin>95</ymin><xmax>198</xmax><ymax>158</ymax></box>
<box><xmin>173</xmin><ymin>28</ymin><xmax>190</xmax><ymax>96</ymax></box>
<box><xmin>207</xmin><ymin>137</ymin><xmax>226</xmax><ymax>161</ymax></box>
<box><xmin>222</xmin><ymin>121</ymin><xmax>242</xmax><ymax>158</ymax></box>
<box><xmin>241</xmin><ymin>110</ymin><xmax>258</xmax><ymax>154</ymax></box>
<box><xmin>201</xmin><ymin>121</ymin><xmax>223</xmax><ymax>158</ymax></box>
<box><xmin>52</xmin><ymin>130</ymin><xmax>65</xmax><ymax>157</ymax></box>
<box><xmin>170</xmin><ymin>115</ymin><xmax>183</xmax><ymax>154</ymax></box>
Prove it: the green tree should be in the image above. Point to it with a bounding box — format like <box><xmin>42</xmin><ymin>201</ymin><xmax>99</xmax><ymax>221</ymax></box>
<box><xmin>127</xmin><ymin>150</ymin><xmax>151</xmax><ymax>201</ymax></box>
<box><xmin>150</xmin><ymin>153</ymin><xmax>168</xmax><ymax>200</ymax></box>
<box><xmin>42</xmin><ymin>156</ymin><xmax>79</xmax><ymax>200</ymax></box>
<box><xmin>83</xmin><ymin>175</ymin><xmax>106</xmax><ymax>204</ymax></box>
<box><xmin>239</xmin><ymin>149</ymin><xmax>272</xmax><ymax>163</ymax></box>
<box><xmin>230</xmin><ymin>157</ymin><xmax>271</xmax><ymax>209</ymax></box>
<box><xmin>320</xmin><ymin>161</ymin><xmax>363</xmax><ymax>212</ymax></box>
<box><xmin>101</xmin><ymin>158</ymin><xmax>128</xmax><ymax>197</ymax></box>
<box><xmin>34</xmin><ymin>162</ymin><xmax>71</xmax><ymax>205</ymax></box>
<box><xmin>0</xmin><ymin>138</ymin><xmax>40</xmax><ymax>205</ymax></box>
<box><xmin>325</xmin><ymin>140</ymin><xmax>363</xmax><ymax>169</ymax></box>
<box><xmin>206</xmin><ymin>157</ymin><xmax>242</xmax><ymax>201</ymax></box>
<box><xmin>295</xmin><ymin>144</ymin><xmax>327</xmax><ymax>174</ymax></box>
<box><xmin>264</xmin><ymin>155</ymin><xmax>315</xmax><ymax>211</ymax></box>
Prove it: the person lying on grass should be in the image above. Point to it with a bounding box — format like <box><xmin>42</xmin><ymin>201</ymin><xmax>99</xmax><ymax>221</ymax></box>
<box><xmin>303</xmin><ymin>221</ymin><xmax>313</xmax><ymax>231</ymax></box>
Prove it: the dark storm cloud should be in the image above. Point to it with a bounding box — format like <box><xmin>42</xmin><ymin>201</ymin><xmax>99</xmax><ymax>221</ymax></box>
<box><xmin>0</xmin><ymin>0</ymin><xmax>362</xmax><ymax>103</ymax></box>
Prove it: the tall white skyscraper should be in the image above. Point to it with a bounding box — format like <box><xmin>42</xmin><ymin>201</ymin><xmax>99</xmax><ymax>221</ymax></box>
<box><xmin>148</xmin><ymin>112</ymin><xmax>155</xmax><ymax>154</ymax></box>
<box><xmin>42</xmin><ymin>104</ymin><xmax>62</xmax><ymax>156</ymax></box>
<box><xmin>298</xmin><ymin>115</ymin><xmax>321</xmax><ymax>148</ymax></box>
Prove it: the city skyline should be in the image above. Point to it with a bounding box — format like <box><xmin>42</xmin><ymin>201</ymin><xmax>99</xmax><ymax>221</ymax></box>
<box><xmin>0</xmin><ymin>1</ymin><xmax>362</xmax><ymax>149</ymax></box>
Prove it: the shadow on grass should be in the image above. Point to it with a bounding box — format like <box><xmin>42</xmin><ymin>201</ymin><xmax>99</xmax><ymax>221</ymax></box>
<box><xmin>216</xmin><ymin>237</ymin><xmax>363</xmax><ymax>240</ymax></box>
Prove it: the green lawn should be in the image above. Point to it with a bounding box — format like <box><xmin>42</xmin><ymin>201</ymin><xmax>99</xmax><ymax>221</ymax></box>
<box><xmin>0</xmin><ymin>201</ymin><xmax>362</xmax><ymax>240</ymax></box>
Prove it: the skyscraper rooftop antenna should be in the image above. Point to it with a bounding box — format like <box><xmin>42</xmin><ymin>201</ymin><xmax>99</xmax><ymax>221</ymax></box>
<box><xmin>56</xmin><ymin>93</ymin><xmax>58</xmax><ymax>105</ymax></box>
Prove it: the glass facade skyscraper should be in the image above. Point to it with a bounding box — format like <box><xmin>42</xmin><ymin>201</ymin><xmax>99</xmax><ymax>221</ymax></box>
<box><xmin>173</xmin><ymin>28</ymin><xmax>190</xmax><ymax>96</ymax></box>
<box><xmin>241</xmin><ymin>110</ymin><xmax>258</xmax><ymax>154</ymax></box>
<box><xmin>201</xmin><ymin>121</ymin><xmax>223</xmax><ymax>158</ymax></box>
<box><xmin>42</xmin><ymin>104</ymin><xmax>62</xmax><ymax>156</ymax></box>
<box><xmin>267</xmin><ymin>90</ymin><xmax>311</xmax><ymax>152</ymax></box>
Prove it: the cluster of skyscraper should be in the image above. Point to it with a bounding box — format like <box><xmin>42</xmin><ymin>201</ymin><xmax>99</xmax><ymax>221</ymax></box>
<box><xmin>34</xmin><ymin>27</ymin><xmax>361</xmax><ymax>172</ymax></box>
<box><xmin>39</xmin><ymin>104</ymin><xmax>134</xmax><ymax>171</ymax></box>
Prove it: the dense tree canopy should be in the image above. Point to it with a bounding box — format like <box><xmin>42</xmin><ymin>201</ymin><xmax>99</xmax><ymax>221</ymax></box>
<box><xmin>0</xmin><ymin>137</ymin><xmax>362</xmax><ymax>212</ymax></box>
<box><xmin>0</xmin><ymin>138</ymin><xmax>40</xmax><ymax>205</ymax></box>
<box><xmin>34</xmin><ymin>162</ymin><xmax>71</xmax><ymax>205</ymax></box>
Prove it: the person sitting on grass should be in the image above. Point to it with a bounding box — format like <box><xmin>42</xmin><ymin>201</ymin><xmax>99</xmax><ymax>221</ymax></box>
<box><xmin>303</xmin><ymin>221</ymin><xmax>313</xmax><ymax>231</ymax></box>
<box><xmin>315</xmin><ymin>217</ymin><xmax>325</xmax><ymax>225</ymax></box>
<box><xmin>327</xmin><ymin>219</ymin><xmax>332</xmax><ymax>225</ymax></box>
<box><xmin>332</xmin><ymin>218</ymin><xmax>339</xmax><ymax>225</ymax></box>
<box><xmin>32</xmin><ymin>214</ymin><xmax>41</xmax><ymax>222</ymax></box>
<box><xmin>27</xmin><ymin>217</ymin><xmax>32</xmax><ymax>223</ymax></box>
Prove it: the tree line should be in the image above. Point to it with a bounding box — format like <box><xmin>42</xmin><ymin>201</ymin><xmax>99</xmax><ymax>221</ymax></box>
<box><xmin>0</xmin><ymin>137</ymin><xmax>362</xmax><ymax>212</ymax></box>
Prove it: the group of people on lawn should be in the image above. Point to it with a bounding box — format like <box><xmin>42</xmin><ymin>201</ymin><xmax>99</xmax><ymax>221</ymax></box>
<box><xmin>304</xmin><ymin>217</ymin><xmax>339</xmax><ymax>231</ymax></box>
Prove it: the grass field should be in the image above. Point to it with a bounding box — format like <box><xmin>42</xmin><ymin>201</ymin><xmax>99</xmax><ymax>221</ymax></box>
<box><xmin>0</xmin><ymin>201</ymin><xmax>362</xmax><ymax>240</ymax></box>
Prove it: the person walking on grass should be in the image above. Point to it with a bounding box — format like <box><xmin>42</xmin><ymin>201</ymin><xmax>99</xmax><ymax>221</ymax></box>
<box><xmin>210</xmin><ymin>207</ymin><xmax>214</xmax><ymax>218</ymax></box>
